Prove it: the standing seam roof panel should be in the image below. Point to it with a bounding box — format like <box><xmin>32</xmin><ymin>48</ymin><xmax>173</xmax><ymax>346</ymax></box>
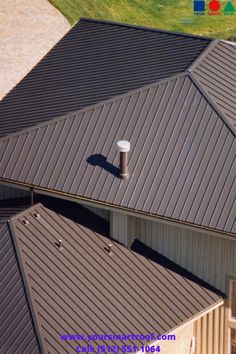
<box><xmin>193</xmin><ymin>40</ymin><xmax>236</xmax><ymax>129</ymax></box>
<box><xmin>0</xmin><ymin>73</ymin><xmax>235</xmax><ymax>234</ymax></box>
<box><xmin>0</xmin><ymin>222</ymin><xmax>40</xmax><ymax>354</ymax></box>
<box><xmin>0</xmin><ymin>18</ymin><xmax>211</xmax><ymax>138</ymax></box>
<box><xmin>9</xmin><ymin>204</ymin><xmax>223</xmax><ymax>353</ymax></box>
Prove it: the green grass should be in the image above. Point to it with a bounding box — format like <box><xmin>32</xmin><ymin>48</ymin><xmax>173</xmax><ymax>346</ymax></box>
<box><xmin>49</xmin><ymin>0</ymin><xmax>236</xmax><ymax>39</ymax></box>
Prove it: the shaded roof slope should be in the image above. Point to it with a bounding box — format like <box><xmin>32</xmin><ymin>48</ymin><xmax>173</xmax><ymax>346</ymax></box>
<box><xmin>9</xmin><ymin>203</ymin><xmax>223</xmax><ymax>353</ymax></box>
<box><xmin>192</xmin><ymin>40</ymin><xmax>236</xmax><ymax>130</ymax></box>
<box><xmin>0</xmin><ymin>73</ymin><xmax>235</xmax><ymax>234</ymax></box>
<box><xmin>0</xmin><ymin>18</ymin><xmax>211</xmax><ymax>138</ymax></box>
<box><xmin>0</xmin><ymin>222</ymin><xmax>40</xmax><ymax>353</ymax></box>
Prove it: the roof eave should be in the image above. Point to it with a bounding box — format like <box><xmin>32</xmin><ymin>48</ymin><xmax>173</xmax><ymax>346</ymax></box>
<box><xmin>0</xmin><ymin>178</ymin><xmax>235</xmax><ymax>238</ymax></box>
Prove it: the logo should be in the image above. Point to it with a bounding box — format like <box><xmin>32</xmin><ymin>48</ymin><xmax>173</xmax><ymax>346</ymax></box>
<box><xmin>194</xmin><ymin>0</ymin><xmax>236</xmax><ymax>15</ymax></box>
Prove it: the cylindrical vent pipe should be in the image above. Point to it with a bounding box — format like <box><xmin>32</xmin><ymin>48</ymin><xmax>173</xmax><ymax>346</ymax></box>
<box><xmin>117</xmin><ymin>140</ymin><xmax>130</xmax><ymax>179</ymax></box>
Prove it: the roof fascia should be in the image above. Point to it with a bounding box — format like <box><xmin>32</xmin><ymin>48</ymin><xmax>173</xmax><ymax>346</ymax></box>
<box><xmin>1</xmin><ymin>179</ymin><xmax>235</xmax><ymax>239</ymax></box>
<box><xmin>8</xmin><ymin>217</ymin><xmax>46</xmax><ymax>354</ymax></box>
<box><xmin>187</xmin><ymin>39</ymin><xmax>218</xmax><ymax>72</ymax></box>
<box><xmin>188</xmin><ymin>72</ymin><xmax>236</xmax><ymax>136</ymax></box>
<box><xmin>79</xmin><ymin>18</ymin><xmax>212</xmax><ymax>41</ymax></box>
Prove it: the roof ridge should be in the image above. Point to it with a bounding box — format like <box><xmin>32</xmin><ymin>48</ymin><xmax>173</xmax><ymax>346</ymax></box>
<box><xmin>187</xmin><ymin>39</ymin><xmax>218</xmax><ymax>72</ymax></box>
<box><xmin>189</xmin><ymin>72</ymin><xmax>236</xmax><ymax>136</ymax></box>
<box><xmin>79</xmin><ymin>17</ymin><xmax>212</xmax><ymax>41</ymax></box>
<box><xmin>0</xmin><ymin>72</ymin><xmax>189</xmax><ymax>144</ymax></box>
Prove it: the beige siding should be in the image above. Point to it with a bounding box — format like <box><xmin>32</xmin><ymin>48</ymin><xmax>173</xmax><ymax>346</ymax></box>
<box><xmin>128</xmin><ymin>215</ymin><xmax>236</xmax><ymax>293</ymax></box>
<box><xmin>0</xmin><ymin>184</ymin><xmax>29</xmax><ymax>200</ymax></box>
<box><xmin>157</xmin><ymin>322</ymin><xmax>193</xmax><ymax>354</ymax></box>
<box><xmin>139</xmin><ymin>322</ymin><xmax>193</xmax><ymax>354</ymax></box>
<box><xmin>194</xmin><ymin>305</ymin><xmax>225</xmax><ymax>354</ymax></box>
<box><xmin>110</xmin><ymin>211</ymin><xmax>128</xmax><ymax>246</ymax></box>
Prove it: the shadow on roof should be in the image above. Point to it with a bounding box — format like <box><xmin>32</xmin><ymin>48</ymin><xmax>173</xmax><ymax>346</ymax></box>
<box><xmin>87</xmin><ymin>154</ymin><xmax>119</xmax><ymax>177</ymax></box>
<box><xmin>35</xmin><ymin>193</ymin><xmax>110</xmax><ymax>237</ymax></box>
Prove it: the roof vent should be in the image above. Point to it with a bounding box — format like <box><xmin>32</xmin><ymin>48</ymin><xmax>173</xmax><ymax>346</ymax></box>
<box><xmin>21</xmin><ymin>219</ymin><xmax>29</xmax><ymax>225</ymax></box>
<box><xmin>33</xmin><ymin>212</ymin><xmax>40</xmax><ymax>220</ymax></box>
<box><xmin>55</xmin><ymin>239</ymin><xmax>63</xmax><ymax>250</ymax></box>
<box><xmin>117</xmin><ymin>140</ymin><xmax>130</xmax><ymax>179</ymax></box>
<box><xmin>107</xmin><ymin>243</ymin><xmax>113</xmax><ymax>256</ymax></box>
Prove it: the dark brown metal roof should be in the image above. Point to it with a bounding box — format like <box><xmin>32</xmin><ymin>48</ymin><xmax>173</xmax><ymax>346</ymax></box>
<box><xmin>192</xmin><ymin>40</ymin><xmax>236</xmax><ymax>130</ymax></box>
<box><xmin>0</xmin><ymin>73</ymin><xmax>235</xmax><ymax>234</ymax></box>
<box><xmin>0</xmin><ymin>221</ymin><xmax>40</xmax><ymax>353</ymax></box>
<box><xmin>9</xmin><ymin>203</ymin><xmax>223</xmax><ymax>353</ymax></box>
<box><xmin>0</xmin><ymin>18</ymin><xmax>211</xmax><ymax>138</ymax></box>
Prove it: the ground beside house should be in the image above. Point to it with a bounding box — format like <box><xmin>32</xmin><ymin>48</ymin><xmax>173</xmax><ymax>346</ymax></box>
<box><xmin>0</xmin><ymin>0</ymin><xmax>70</xmax><ymax>100</ymax></box>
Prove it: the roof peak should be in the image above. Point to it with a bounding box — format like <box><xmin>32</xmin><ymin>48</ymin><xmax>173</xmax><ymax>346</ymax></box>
<box><xmin>79</xmin><ymin>17</ymin><xmax>213</xmax><ymax>41</ymax></box>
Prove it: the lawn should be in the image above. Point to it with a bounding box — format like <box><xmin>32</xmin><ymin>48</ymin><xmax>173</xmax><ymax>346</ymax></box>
<box><xmin>49</xmin><ymin>0</ymin><xmax>236</xmax><ymax>39</ymax></box>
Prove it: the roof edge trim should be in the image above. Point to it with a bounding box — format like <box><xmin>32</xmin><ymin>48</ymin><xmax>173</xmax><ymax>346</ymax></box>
<box><xmin>8</xmin><ymin>218</ymin><xmax>46</xmax><ymax>354</ymax></box>
<box><xmin>79</xmin><ymin>17</ymin><xmax>213</xmax><ymax>41</ymax></box>
<box><xmin>1</xmin><ymin>179</ymin><xmax>235</xmax><ymax>238</ymax></box>
<box><xmin>220</xmin><ymin>39</ymin><xmax>236</xmax><ymax>47</ymax></box>
<box><xmin>189</xmin><ymin>72</ymin><xmax>236</xmax><ymax>136</ymax></box>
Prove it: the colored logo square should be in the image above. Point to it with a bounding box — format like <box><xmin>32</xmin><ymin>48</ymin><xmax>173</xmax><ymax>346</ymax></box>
<box><xmin>194</xmin><ymin>1</ymin><xmax>205</xmax><ymax>12</ymax></box>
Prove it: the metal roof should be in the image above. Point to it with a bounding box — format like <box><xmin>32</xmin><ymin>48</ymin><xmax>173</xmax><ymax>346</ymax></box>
<box><xmin>0</xmin><ymin>221</ymin><xmax>40</xmax><ymax>353</ymax></box>
<box><xmin>0</xmin><ymin>73</ymin><xmax>235</xmax><ymax>234</ymax></box>
<box><xmin>9</xmin><ymin>203</ymin><xmax>223</xmax><ymax>353</ymax></box>
<box><xmin>0</xmin><ymin>18</ymin><xmax>211</xmax><ymax>138</ymax></box>
<box><xmin>192</xmin><ymin>40</ymin><xmax>236</xmax><ymax>130</ymax></box>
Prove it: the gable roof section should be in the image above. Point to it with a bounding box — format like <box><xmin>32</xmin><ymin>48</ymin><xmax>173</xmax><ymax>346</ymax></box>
<box><xmin>191</xmin><ymin>40</ymin><xmax>236</xmax><ymax>130</ymax></box>
<box><xmin>9</xmin><ymin>203</ymin><xmax>223</xmax><ymax>353</ymax></box>
<box><xmin>0</xmin><ymin>73</ymin><xmax>235</xmax><ymax>235</ymax></box>
<box><xmin>0</xmin><ymin>221</ymin><xmax>40</xmax><ymax>353</ymax></box>
<box><xmin>0</xmin><ymin>18</ymin><xmax>211</xmax><ymax>138</ymax></box>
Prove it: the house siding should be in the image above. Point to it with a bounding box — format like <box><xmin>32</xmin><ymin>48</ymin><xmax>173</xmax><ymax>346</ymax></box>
<box><xmin>0</xmin><ymin>184</ymin><xmax>29</xmax><ymax>200</ymax></box>
<box><xmin>83</xmin><ymin>204</ymin><xmax>110</xmax><ymax>222</ymax></box>
<box><xmin>104</xmin><ymin>210</ymin><xmax>230</xmax><ymax>353</ymax></box>
<box><xmin>194</xmin><ymin>304</ymin><xmax>225</xmax><ymax>354</ymax></box>
<box><xmin>110</xmin><ymin>211</ymin><xmax>128</xmax><ymax>246</ymax></box>
<box><xmin>157</xmin><ymin>322</ymin><xmax>193</xmax><ymax>354</ymax></box>
<box><xmin>109</xmin><ymin>211</ymin><xmax>236</xmax><ymax>293</ymax></box>
<box><xmin>127</xmin><ymin>215</ymin><xmax>236</xmax><ymax>293</ymax></box>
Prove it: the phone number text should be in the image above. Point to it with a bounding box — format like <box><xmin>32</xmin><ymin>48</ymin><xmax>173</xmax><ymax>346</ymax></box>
<box><xmin>76</xmin><ymin>345</ymin><xmax>161</xmax><ymax>353</ymax></box>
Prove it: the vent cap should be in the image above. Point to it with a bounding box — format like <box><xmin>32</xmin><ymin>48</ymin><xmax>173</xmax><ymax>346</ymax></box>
<box><xmin>117</xmin><ymin>140</ymin><xmax>130</xmax><ymax>152</ymax></box>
